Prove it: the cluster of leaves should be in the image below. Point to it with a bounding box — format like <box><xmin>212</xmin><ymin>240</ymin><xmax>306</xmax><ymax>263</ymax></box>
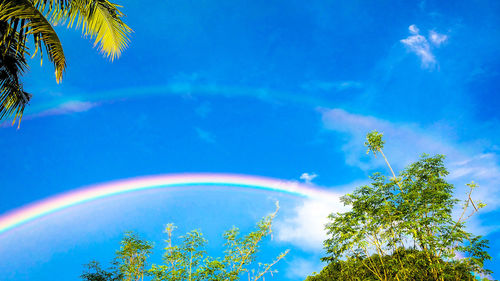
<box><xmin>0</xmin><ymin>18</ymin><xmax>31</xmax><ymax>123</ymax></box>
<box><xmin>81</xmin><ymin>202</ymin><xmax>288</xmax><ymax>281</ymax></box>
<box><xmin>0</xmin><ymin>0</ymin><xmax>131</xmax><ymax>126</ymax></box>
<box><xmin>307</xmin><ymin>248</ymin><xmax>480</xmax><ymax>281</ymax></box>
<box><xmin>308</xmin><ymin>131</ymin><xmax>492</xmax><ymax>281</ymax></box>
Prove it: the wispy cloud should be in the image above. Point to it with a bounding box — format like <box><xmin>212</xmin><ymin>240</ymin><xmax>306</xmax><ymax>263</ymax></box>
<box><xmin>401</xmin><ymin>25</ymin><xmax>435</xmax><ymax>67</ymax></box>
<box><xmin>319</xmin><ymin>107</ymin><xmax>500</xmax><ymax>233</ymax></box>
<box><xmin>275</xmin><ymin>181</ymin><xmax>356</xmax><ymax>252</ymax></box>
<box><xmin>195</xmin><ymin>127</ymin><xmax>216</xmax><ymax>143</ymax></box>
<box><xmin>448</xmin><ymin>153</ymin><xmax>500</xmax><ymax>180</ymax></box>
<box><xmin>35</xmin><ymin>101</ymin><xmax>98</xmax><ymax>117</ymax></box>
<box><xmin>276</xmin><ymin>198</ymin><xmax>344</xmax><ymax>251</ymax></box>
<box><xmin>409</xmin><ymin>24</ymin><xmax>420</xmax><ymax>34</ymax></box>
<box><xmin>1</xmin><ymin>101</ymin><xmax>99</xmax><ymax>128</ymax></box>
<box><xmin>400</xmin><ymin>25</ymin><xmax>448</xmax><ymax>68</ymax></box>
<box><xmin>320</xmin><ymin>107</ymin><xmax>452</xmax><ymax>170</ymax></box>
<box><xmin>301</xmin><ymin>80</ymin><xmax>363</xmax><ymax>92</ymax></box>
<box><xmin>300</xmin><ymin>172</ymin><xmax>318</xmax><ymax>184</ymax></box>
<box><xmin>429</xmin><ymin>30</ymin><xmax>448</xmax><ymax>46</ymax></box>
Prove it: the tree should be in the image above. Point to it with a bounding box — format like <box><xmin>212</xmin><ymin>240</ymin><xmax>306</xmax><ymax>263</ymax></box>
<box><xmin>81</xmin><ymin>202</ymin><xmax>289</xmax><ymax>281</ymax></box>
<box><xmin>80</xmin><ymin>261</ymin><xmax>122</xmax><ymax>281</ymax></box>
<box><xmin>116</xmin><ymin>232</ymin><xmax>154</xmax><ymax>281</ymax></box>
<box><xmin>306</xmin><ymin>249</ymin><xmax>477</xmax><ymax>281</ymax></box>
<box><xmin>0</xmin><ymin>0</ymin><xmax>131</xmax><ymax>126</ymax></box>
<box><xmin>308</xmin><ymin>131</ymin><xmax>492</xmax><ymax>281</ymax></box>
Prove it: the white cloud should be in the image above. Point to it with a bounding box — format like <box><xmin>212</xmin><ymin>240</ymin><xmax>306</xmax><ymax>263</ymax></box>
<box><xmin>301</xmin><ymin>80</ymin><xmax>363</xmax><ymax>92</ymax></box>
<box><xmin>401</xmin><ymin>33</ymin><xmax>435</xmax><ymax>67</ymax></box>
<box><xmin>320</xmin><ymin>107</ymin><xmax>500</xmax><ymax>234</ymax></box>
<box><xmin>195</xmin><ymin>127</ymin><xmax>216</xmax><ymax>143</ymax></box>
<box><xmin>276</xmin><ymin>193</ymin><xmax>349</xmax><ymax>251</ymax></box>
<box><xmin>320</xmin><ymin>107</ymin><xmax>453</xmax><ymax>170</ymax></box>
<box><xmin>400</xmin><ymin>25</ymin><xmax>448</xmax><ymax>68</ymax></box>
<box><xmin>36</xmin><ymin>101</ymin><xmax>98</xmax><ymax>116</ymax></box>
<box><xmin>409</xmin><ymin>24</ymin><xmax>420</xmax><ymax>34</ymax></box>
<box><xmin>300</xmin><ymin>172</ymin><xmax>318</xmax><ymax>184</ymax></box>
<box><xmin>1</xmin><ymin>100</ymin><xmax>99</xmax><ymax>128</ymax></box>
<box><xmin>448</xmin><ymin>153</ymin><xmax>500</xmax><ymax>180</ymax></box>
<box><xmin>429</xmin><ymin>30</ymin><xmax>448</xmax><ymax>46</ymax></box>
<box><xmin>320</xmin><ymin>107</ymin><xmax>497</xmax><ymax>176</ymax></box>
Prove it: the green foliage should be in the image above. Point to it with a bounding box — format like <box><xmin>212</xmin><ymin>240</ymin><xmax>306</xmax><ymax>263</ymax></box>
<box><xmin>116</xmin><ymin>232</ymin><xmax>153</xmax><ymax>281</ymax></box>
<box><xmin>365</xmin><ymin>130</ymin><xmax>385</xmax><ymax>156</ymax></box>
<box><xmin>0</xmin><ymin>0</ymin><xmax>131</xmax><ymax>126</ymax></box>
<box><xmin>81</xmin><ymin>202</ymin><xmax>288</xmax><ymax>281</ymax></box>
<box><xmin>149</xmin><ymin>224</ymin><xmax>210</xmax><ymax>281</ymax></box>
<box><xmin>307</xmin><ymin>249</ymin><xmax>478</xmax><ymax>281</ymax></box>
<box><xmin>311</xmin><ymin>131</ymin><xmax>492</xmax><ymax>281</ymax></box>
<box><xmin>80</xmin><ymin>261</ymin><xmax>121</xmax><ymax>281</ymax></box>
<box><xmin>0</xmin><ymin>19</ymin><xmax>31</xmax><ymax>124</ymax></box>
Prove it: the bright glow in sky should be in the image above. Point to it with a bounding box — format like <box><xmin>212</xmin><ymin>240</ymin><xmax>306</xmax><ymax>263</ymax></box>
<box><xmin>1</xmin><ymin>0</ymin><xmax>499</xmax><ymax>280</ymax></box>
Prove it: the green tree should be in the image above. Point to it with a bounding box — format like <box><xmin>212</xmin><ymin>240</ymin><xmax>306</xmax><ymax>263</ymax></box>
<box><xmin>306</xmin><ymin>249</ymin><xmax>477</xmax><ymax>281</ymax></box>
<box><xmin>308</xmin><ymin>131</ymin><xmax>492</xmax><ymax>281</ymax></box>
<box><xmin>116</xmin><ymin>232</ymin><xmax>154</xmax><ymax>281</ymax></box>
<box><xmin>0</xmin><ymin>0</ymin><xmax>131</xmax><ymax>126</ymax></box>
<box><xmin>81</xmin><ymin>202</ymin><xmax>288</xmax><ymax>281</ymax></box>
<box><xmin>80</xmin><ymin>261</ymin><xmax>121</xmax><ymax>281</ymax></box>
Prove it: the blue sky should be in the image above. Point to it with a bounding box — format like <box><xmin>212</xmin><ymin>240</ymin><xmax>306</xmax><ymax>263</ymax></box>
<box><xmin>1</xmin><ymin>0</ymin><xmax>500</xmax><ymax>280</ymax></box>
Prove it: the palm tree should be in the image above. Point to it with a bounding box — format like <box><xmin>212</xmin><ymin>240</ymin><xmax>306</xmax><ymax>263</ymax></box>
<box><xmin>0</xmin><ymin>0</ymin><xmax>131</xmax><ymax>127</ymax></box>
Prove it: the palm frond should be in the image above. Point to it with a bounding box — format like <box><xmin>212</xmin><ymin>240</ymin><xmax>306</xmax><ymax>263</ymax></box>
<box><xmin>0</xmin><ymin>21</ymin><xmax>31</xmax><ymax>127</ymax></box>
<box><xmin>33</xmin><ymin>0</ymin><xmax>133</xmax><ymax>60</ymax></box>
<box><xmin>0</xmin><ymin>0</ymin><xmax>131</xmax><ymax>125</ymax></box>
<box><xmin>38</xmin><ymin>0</ymin><xmax>132</xmax><ymax>61</ymax></box>
<box><xmin>70</xmin><ymin>0</ymin><xmax>132</xmax><ymax>60</ymax></box>
<box><xmin>0</xmin><ymin>0</ymin><xmax>66</xmax><ymax>82</ymax></box>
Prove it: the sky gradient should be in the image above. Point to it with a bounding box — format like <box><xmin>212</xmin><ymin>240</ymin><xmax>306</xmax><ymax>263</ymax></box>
<box><xmin>1</xmin><ymin>0</ymin><xmax>499</xmax><ymax>280</ymax></box>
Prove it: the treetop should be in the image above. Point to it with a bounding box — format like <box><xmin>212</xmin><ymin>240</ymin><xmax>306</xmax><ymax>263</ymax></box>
<box><xmin>365</xmin><ymin>130</ymin><xmax>385</xmax><ymax>156</ymax></box>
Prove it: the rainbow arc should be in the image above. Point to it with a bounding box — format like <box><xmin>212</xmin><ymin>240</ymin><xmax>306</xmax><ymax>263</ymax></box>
<box><xmin>0</xmin><ymin>173</ymin><xmax>336</xmax><ymax>234</ymax></box>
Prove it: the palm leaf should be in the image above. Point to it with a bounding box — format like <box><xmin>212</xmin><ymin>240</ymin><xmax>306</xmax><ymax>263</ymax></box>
<box><xmin>0</xmin><ymin>0</ymin><xmax>131</xmax><ymax>125</ymax></box>
<box><xmin>67</xmin><ymin>0</ymin><xmax>132</xmax><ymax>60</ymax></box>
<box><xmin>34</xmin><ymin>0</ymin><xmax>132</xmax><ymax>60</ymax></box>
<box><xmin>0</xmin><ymin>0</ymin><xmax>66</xmax><ymax>82</ymax></box>
<box><xmin>0</xmin><ymin>21</ymin><xmax>31</xmax><ymax>126</ymax></box>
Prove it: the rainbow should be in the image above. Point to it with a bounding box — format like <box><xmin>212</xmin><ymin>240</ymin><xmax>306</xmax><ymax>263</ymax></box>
<box><xmin>24</xmin><ymin>83</ymin><xmax>335</xmax><ymax>118</ymax></box>
<box><xmin>0</xmin><ymin>173</ymin><xmax>336</xmax><ymax>235</ymax></box>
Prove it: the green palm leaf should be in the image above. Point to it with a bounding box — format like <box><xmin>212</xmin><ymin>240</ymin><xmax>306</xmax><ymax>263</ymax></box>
<box><xmin>0</xmin><ymin>0</ymin><xmax>131</xmax><ymax>125</ymax></box>
<box><xmin>0</xmin><ymin>0</ymin><xmax>66</xmax><ymax>82</ymax></box>
<box><xmin>35</xmin><ymin>0</ymin><xmax>132</xmax><ymax>60</ymax></box>
<box><xmin>67</xmin><ymin>0</ymin><xmax>132</xmax><ymax>60</ymax></box>
<box><xmin>0</xmin><ymin>21</ymin><xmax>31</xmax><ymax>126</ymax></box>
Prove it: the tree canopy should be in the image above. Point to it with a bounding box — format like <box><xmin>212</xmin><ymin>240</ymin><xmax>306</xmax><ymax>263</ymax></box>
<box><xmin>307</xmin><ymin>131</ymin><xmax>492</xmax><ymax>281</ymax></box>
<box><xmin>81</xmin><ymin>202</ymin><xmax>288</xmax><ymax>281</ymax></box>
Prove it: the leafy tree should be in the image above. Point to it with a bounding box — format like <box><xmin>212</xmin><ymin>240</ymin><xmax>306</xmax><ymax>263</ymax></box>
<box><xmin>306</xmin><ymin>249</ymin><xmax>477</xmax><ymax>281</ymax></box>
<box><xmin>81</xmin><ymin>202</ymin><xmax>288</xmax><ymax>281</ymax></box>
<box><xmin>0</xmin><ymin>0</ymin><xmax>131</xmax><ymax>126</ymax></box>
<box><xmin>116</xmin><ymin>232</ymin><xmax>154</xmax><ymax>281</ymax></box>
<box><xmin>80</xmin><ymin>261</ymin><xmax>121</xmax><ymax>281</ymax></box>
<box><xmin>308</xmin><ymin>131</ymin><xmax>492</xmax><ymax>281</ymax></box>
